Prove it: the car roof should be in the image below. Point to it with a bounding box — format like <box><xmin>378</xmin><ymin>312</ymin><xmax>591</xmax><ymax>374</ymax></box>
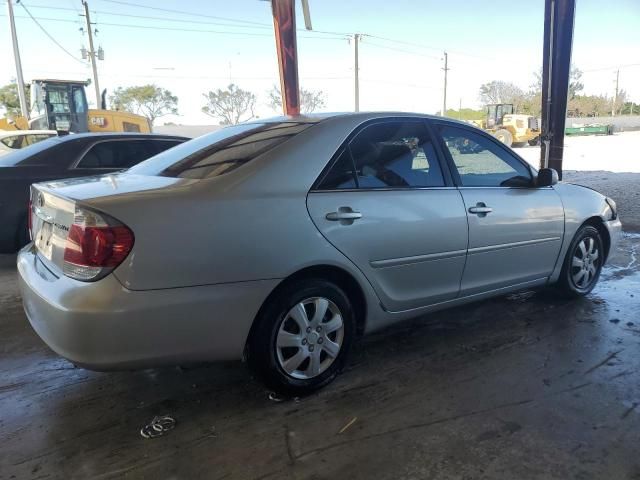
<box><xmin>0</xmin><ymin>130</ymin><xmax>57</xmax><ymax>137</ymax></box>
<box><xmin>247</xmin><ymin>111</ymin><xmax>473</xmax><ymax>128</ymax></box>
<box><xmin>51</xmin><ymin>132</ymin><xmax>190</xmax><ymax>142</ymax></box>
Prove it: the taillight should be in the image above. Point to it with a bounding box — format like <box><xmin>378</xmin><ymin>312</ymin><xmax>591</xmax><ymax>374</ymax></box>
<box><xmin>28</xmin><ymin>199</ymin><xmax>33</xmax><ymax>240</ymax></box>
<box><xmin>63</xmin><ymin>207</ymin><xmax>134</xmax><ymax>281</ymax></box>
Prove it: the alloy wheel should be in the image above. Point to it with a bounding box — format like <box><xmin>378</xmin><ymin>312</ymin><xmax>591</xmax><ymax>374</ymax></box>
<box><xmin>570</xmin><ymin>236</ymin><xmax>600</xmax><ymax>290</ymax></box>
<box><xmin>275</xmin><ymin>297</ymin><xmax>345</xmax><ymax>380</ymax></box>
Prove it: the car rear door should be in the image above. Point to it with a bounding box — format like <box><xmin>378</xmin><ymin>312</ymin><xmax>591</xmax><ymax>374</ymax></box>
<box><xmin>306</xmin><ymin>118</ymin><xmax>469</xmax><ymax>312</ymax></box>
<box><xmin>434</xmin><ymin>122</ymin><xmax>564</xmax><ymax>296</ymax></box>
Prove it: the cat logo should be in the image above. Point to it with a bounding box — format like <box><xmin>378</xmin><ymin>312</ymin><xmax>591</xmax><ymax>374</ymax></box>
<box><xmin>90</xmin><ymin>116</ymin><xmax>108</xmax><ymax>127</ymax></box>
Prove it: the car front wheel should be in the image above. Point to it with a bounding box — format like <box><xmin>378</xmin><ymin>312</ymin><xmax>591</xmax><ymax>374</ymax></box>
<box><xmin>246</xmin><ymin>278</ymin><xmax>355</xmax><ymax>396</ymax></box>
<box><xmin>559</xmin><ymin>225</ymin><xmax>604</xmax><ymax>297</ymax></box>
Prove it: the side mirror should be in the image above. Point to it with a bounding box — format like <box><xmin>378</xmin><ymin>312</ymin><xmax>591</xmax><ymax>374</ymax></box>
<box><xmin>536</xmin><ymin>168</ymin><xmax>558</xmax><ymax>187</ymax></box>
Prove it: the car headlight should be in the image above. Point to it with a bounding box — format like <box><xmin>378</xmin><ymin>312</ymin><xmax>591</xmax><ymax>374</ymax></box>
<box><xmin>605</xmin><ymin>197</ymin><xmax>617</xmax><ymax>220</ymax></box>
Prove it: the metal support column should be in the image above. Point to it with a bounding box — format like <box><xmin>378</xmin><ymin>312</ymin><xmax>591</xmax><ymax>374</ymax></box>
<box><xmin>540</xmin><ymin>0</ymin><xmax>576</xmax><ymax>179</ymax></box>
<box><xmin>271</xmin><ymin>0</ymin><xmax>300</xmax><ymax>116</ymax></box>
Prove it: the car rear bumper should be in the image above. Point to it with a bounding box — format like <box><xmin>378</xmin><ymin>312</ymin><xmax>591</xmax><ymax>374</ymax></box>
<box><xmin>17</xmin><ymin>246</ymin><xmax>279</xmax><ymax>370</ymax></box>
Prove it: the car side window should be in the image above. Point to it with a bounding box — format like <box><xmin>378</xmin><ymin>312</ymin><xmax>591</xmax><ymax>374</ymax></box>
<box><xmin>317</xmin><ymin>149</ymin><xmax>357</xmax><ymax>190</ymax></box>
<box><xmin>26</xmin><ymin>135</ymin><xmax>54</xmax><ymax>146</ymax></box>
<box><xmin>0</xmin><ymin>136</ymin><xmax>22</xmax><ymax>149</ymax></box>
<box><xmin>348</xmin><ymin>121</ymin><xmax>444</xmax><ymax>188</ymax></box>
<box><xmin>77</xmin><ymin>140</ymin><xmax>157</xmax><ymax>169</ymax></box>
<box><xmin>438</xmin><ymin>125</ymin><xmax>532</xmax><ymax>187</ymax></box>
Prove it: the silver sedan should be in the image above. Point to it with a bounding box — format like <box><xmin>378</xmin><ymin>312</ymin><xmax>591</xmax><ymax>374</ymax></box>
<box><xmin>18</xmin><ymin>113</ymin><xmax>622</xmax><ymax>394</ymax></box>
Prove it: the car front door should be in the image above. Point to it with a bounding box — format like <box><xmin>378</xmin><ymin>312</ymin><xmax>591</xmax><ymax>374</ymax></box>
<box><xmin>307</xmin><ymin>119</ymin><xmax>469</xmax><ymax>312</ymax></box>
<box><xmin>435</xmin><ymin>123</ymin><xmax>564</xmax><ymax>296</ymax></box>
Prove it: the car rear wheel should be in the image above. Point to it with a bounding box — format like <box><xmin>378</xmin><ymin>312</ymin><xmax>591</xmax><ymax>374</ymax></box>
<box><xmin>246</xmin><ymin>278</ymin><xmax>355</xmax><ymax>396</ymax></box>
<box><xmin>558</xmin><ymin>225</ymin><xmax>604</xmax><ymax>297</ymax></box>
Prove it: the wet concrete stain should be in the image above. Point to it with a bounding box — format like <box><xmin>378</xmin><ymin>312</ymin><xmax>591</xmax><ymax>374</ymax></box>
<box><xmin>0</xmin><ymin>234</ymin><xmax>639</xmax><ymax>479</ymax></box>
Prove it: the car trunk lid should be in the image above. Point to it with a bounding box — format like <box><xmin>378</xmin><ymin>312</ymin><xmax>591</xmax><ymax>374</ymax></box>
<box><xmin>30</xmin><ymin>173</ymin><xmax>189</xmax><ymax>276</ymax></box>
<box><xmin>30</xmin><ymin>186</ymin><xmax>76</xmax><ymax>271</ymax></box>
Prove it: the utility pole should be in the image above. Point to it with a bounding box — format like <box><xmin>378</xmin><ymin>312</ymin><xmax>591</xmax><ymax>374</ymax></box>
<box><xmin>82</xmin><ymin>1</ymin><xmax>101</xmax><ymax>108</ymax></box>
<box><xmin>7</xmin><ymin>0</ymin><xmax>29</xmax><ymax>119</ymax></box>
<box><xmin>353</xmin><ymin>33</ymin><xmax>360</xmax><ymax>112</ymax></box>
<box><xmin>612</xmin><ymin>69</ymin><xmax>619</xmax><ymax>117</ymax></box>
<box><xmin>458</xmin><ymin>98</ymin><xmax>462</xmax><ymax>119</ymax></box>
<box><xmin>441</xmin><ymin>51</ymin><xmax>449</xmax><ymax>117</ymax></box>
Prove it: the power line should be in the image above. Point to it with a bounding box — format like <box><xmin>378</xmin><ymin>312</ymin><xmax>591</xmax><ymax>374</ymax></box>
<box><xmin>364</xmin><ymin>34</ymin><xmax>496</xmax><ymax>61</ymax></box>
<box><xmin>3</xmin><ymin>13</ymin><xmax>347</xmax><ymax>40</ymax></box>
<box><xmin>92</xmin><ymin>20</ymin><xmax>346</xmax><ymax>39</ymax></box>
<box><xmin>23</xmin><ymin>3</ymin><xmax>349</xmax><ymax>38</ymax></box>
<box><xmin>363</xmin><ymin>34</ymin><xmax>442</xmax><ymax>53</ymax></box>
<box><xmin>95</xmin><ymin>0</ymin><xmax>274</xmax><ymax>28</ymax></box>
<box><xmin>30</xmin><ymin>4</ymin><xmax>273</xmax><ymax>30</ymax></box>
<box><xmin>582</xmin><ymin>63</ymin><xmax>640</xmax><ymax>73</ymax></box>
<box><xmin>360</xmin><ymin>78</ymin><xmax>438</xmax><ymax>90</ymax></box>
<box><xmin>362</xmin><ymin>40</ymin><xmax>440</xmax><ymax>60</ymax></box>
<box><xmin>7</xmin><ymin>4</ymin><xmax>488</xmax><ymax>57</ymax></box>
<box><xmin>12</xmin><ymin>68</ymin><xmax>351</xmax><ymax>81</ymax></box>
<box><xmin>17</xmin><ymin>2</ymin><xmax>86</xmax><ymax>65</ymax></box>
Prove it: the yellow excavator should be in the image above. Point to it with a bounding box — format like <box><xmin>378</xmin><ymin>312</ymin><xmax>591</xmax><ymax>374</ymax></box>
<box><xmin>472</xmin><ymin>103</ymin><xmax>540</xmax><ymax>148</ymax></box>
<box><xmin>0</xmin><ymin>79</ymin><xmax>150</xmax><ymax>134</ymax></box>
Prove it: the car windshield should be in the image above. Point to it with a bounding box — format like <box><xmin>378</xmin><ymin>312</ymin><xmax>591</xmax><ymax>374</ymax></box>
<box><xmin>128</xmin><ymin>121</ymin><xmax>315</xmax><ymax>179</ymax></box>
<box><xmin>0</xmin><ymin>136</ymin><xmax>62</xmax><ymax>166</ymax></box>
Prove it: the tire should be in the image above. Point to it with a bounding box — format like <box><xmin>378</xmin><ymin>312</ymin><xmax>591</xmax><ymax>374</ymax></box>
<box><xmin>512</xmin><ymin>142</ymin><xmax>527</xmax><ymax>148</ymax></box>
<box><xmin>494</xmin><ymin>129</ymin><xmax>513</xmax><ymax>147</ymax></box>
<box><xmin>528</xmin><ymin>137</ymin><xmax>541</xmax><ymax>146</ymax></box>
<box><xmin>558</xmin><ymin>225</ymin><xmax>604</xmax><ymax>297</ymax></box>
<box><xmin>246</xmin><ymin>278</ymin><xmax>355</xmax><ymax>396</ymax></box>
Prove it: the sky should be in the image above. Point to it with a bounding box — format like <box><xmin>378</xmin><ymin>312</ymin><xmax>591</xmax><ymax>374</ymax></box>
<box><xmin>1</xmin><ymin>0</ymin><xmax>639</xmax><ymax>125</ymax></box>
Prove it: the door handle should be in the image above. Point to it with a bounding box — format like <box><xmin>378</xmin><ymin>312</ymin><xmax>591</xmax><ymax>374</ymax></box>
<box><xmin>468</xmin><ymin>202</ymin><xmax>493</xmax><ymax>217</ymax></box>
<box><xmin>326</xmin><ymin>207</ymin><xmax>362</xmax><ymax>224</ymax></box>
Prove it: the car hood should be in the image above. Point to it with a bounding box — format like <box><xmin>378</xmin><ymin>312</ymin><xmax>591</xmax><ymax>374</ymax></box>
<box><xmin>34</xmin><ymin>172</ymin><xmax>195</xmax><ymax>201</ymax></box>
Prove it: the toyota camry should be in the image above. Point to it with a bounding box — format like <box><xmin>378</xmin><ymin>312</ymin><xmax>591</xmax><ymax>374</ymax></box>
<box><xmin>17</xmin><ymin>113</ymin><xmax>621</xmax><ymax>394</ymax></box>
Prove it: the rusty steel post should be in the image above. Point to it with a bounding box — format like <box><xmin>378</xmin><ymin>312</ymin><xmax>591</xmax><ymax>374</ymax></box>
<box><xmin>540</xmin><ymin>0</ymin><xmax>576</xmax><ymax>179</ymax></box>
<box><xmin>271</xmin><ymin>0</ymin><xmax>300</xmax><ymax>116</ymax></box>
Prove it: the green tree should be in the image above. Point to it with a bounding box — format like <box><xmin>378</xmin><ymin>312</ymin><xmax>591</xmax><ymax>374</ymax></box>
<box><xmin>567</xmin><ymin>94</ymin><xmax>611</xmax><ymax>117</ymax></box>
<box><xmin>621</xmin><ymin>101</ymin><xmax>640</xmax><ymax>115</ymax></box>
<box><xmin>109</xmin><ymin>85</ymin><xmax>178</xmax><ymax>125</ymax></box>
<box><xmin>443</xmin><ymin>108</ymin><xmax>485</xmax><ymax>120</ymax></box>
<box><xmin>0</xmin><ymin>81</ymin><xmax>29</xmax><ymax>118</ymax></box>
<box><xmin>267</xmin><ymin>85</ymin><xmax>326</xmax><ymax>113</ymax></box>
<box><xmin>202</xmin><ymin>84</ymin><xmax>256</xmax><ymax>125</ymax></box>
<box><xmin>532</xmin><ymin>65</ymin><xmax>584</xmax><ymax>99</ymax></box>
<box><xmin>478</xmin><ymin>81</ymin><xmax>528</xmax><ymax>112</ymax></box>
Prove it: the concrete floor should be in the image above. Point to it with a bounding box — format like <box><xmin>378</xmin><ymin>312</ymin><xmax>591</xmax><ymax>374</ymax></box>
<box><xmin>0</xmin><ymin>231</ymin><xmax>638</xmax><ymax>479</ymax></box>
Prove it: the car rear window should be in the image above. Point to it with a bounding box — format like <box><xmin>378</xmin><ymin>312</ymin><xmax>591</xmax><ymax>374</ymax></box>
<box><xmin>0</xmin><ymin>136</ymin><xmax>62</xmax><ymax>166</ymax></box>
<box><xmin>128</xmin><ymin>122</ymin><xmax>315</xmax><ymax>179</ymax></box>
<box><xmin>1</xmin><ymin>133</ymin><xmax>54</xmax><ymax>149</ymax></box>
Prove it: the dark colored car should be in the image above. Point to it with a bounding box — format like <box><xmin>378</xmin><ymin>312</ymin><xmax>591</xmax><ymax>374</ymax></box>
<box><xmin>0</xmin><ymin>132</ymin><xmax>188</xmax><ymax>252</ymax></box>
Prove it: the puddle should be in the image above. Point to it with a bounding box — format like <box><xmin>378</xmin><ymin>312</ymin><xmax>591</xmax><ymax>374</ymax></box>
<box><xmin>594</xmin><ymin>268</ymin><xmax>640</xmax><ymax>307</ymax></box>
